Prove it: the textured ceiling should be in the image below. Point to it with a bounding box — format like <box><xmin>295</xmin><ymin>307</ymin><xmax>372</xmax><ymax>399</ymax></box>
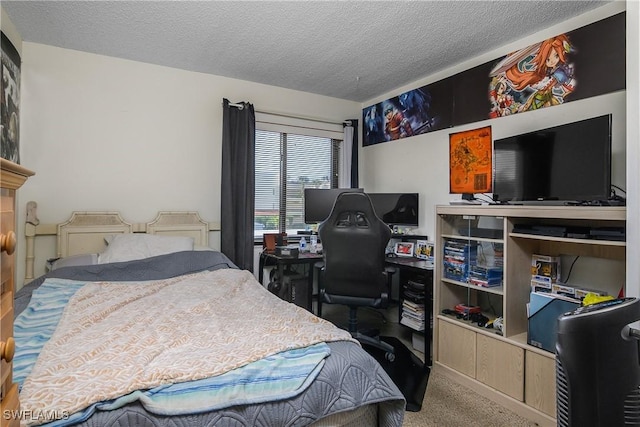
<box><xmin>2</xmin><ymin>1</ymin><xmax>610</xmax><ymax>102</ymax></box>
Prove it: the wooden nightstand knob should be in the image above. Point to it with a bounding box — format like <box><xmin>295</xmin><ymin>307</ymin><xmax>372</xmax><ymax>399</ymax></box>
<box><xmin>1</xmin><ymin>231</ymin><xmax>16</xmax><ymax>255</ymax></box>
<box><xmin>1</xmin><ymin>337</ymin><xmax>15</xmax><ymax>362</ymax></box>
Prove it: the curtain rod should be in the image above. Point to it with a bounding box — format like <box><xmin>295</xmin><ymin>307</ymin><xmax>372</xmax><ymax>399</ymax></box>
<box><xmin>227</xmin><ymin>102</ymin><xmax>353</xmax><ymax>126</ymax></box>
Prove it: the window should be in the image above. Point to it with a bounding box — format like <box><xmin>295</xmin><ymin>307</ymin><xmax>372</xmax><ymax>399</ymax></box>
<box><xmin>255</xmin><ymin>129</ymin><xmax>340</xmax><ymax>238</ymax></box>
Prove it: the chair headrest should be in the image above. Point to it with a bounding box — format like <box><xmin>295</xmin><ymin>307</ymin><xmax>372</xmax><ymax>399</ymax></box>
<box><xmin>319</xmin><ymin>192</ymin><xmax>391</xmax><ymax>235</ymax></box>
<box><xmin>328</xmin><ymin>192</ymin><xmax>375</xmax><ymax>225</ymax></box>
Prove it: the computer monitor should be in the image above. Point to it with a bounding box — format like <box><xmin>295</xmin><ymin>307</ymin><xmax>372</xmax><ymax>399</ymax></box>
<box><xmin>303</xmin><ymin>188</ymin><xmax>363</xmax><ymax>224</ymax></box>
<box><xmin>368</xmin><ymin>193</ymin><xmax>419</xmax><ymax>227</ymax></box>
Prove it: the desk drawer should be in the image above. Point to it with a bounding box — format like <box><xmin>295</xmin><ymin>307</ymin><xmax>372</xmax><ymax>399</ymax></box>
<box><xmin>1</xmin><ymin>292</ymin><xmax>14</xmax><ymax>395</ymax></box>
<box><xmin>1</xmin><ymin>207</ymin><xmax>15</xmax><ymax>296</ymax></box>
<box><xmin>0</xmin><ymin>256</ymin><xmax>10</xmax><ymax>296</ymax></box>
<box><xmin>1</xmin><ymin>157</ymin><xmax>33</xmax><ymax>427</ymax></box>
<box><xmin>0</xmin><ymin>382</ymin><xmax>19</xmax><ymax>427</ymax></box>
<box><xmin>0</xmin><ymin>188</ymin><xmax>15</xmax><ymax>212</ymax></box>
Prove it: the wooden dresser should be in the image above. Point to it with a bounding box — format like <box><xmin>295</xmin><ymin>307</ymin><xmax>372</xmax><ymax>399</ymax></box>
<box><xmin>1</xmin><ymin>159</ymin><xmax>33</xmax><ymax>427</ymax></box>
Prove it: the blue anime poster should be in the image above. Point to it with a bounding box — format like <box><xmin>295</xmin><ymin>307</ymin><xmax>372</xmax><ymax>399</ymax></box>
<box><xmin>362</xmin><ymin>78</ymin><xmax>453</xmax><ymax>146</ymax></box>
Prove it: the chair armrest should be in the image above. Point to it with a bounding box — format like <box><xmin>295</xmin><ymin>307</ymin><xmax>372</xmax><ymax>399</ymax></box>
<box><xmin>381</xmin><ymin>266</ymin><xmax>396</xmax><ymax>305</ymax></box>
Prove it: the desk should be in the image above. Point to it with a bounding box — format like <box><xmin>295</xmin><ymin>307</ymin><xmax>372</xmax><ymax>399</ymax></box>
<box><xmin>259</xmin><ymin>250</ymin><xmax>433</xmax><ymax>363</ymax></box>
<box><xmin>258</xmin><ymin>250</ymin><xmax>323</xmax><ymax>312</ymax></box>
<box><xmin>386</xmin><ymin>256</ymin><xmax>434</xmax><ymax>366</ymax></box>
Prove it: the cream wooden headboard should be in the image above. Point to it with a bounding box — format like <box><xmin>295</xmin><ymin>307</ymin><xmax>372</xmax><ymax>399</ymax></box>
<box><xmin>24</xmin><ymin>201</ymin><xmax>220</xmax><ymax>283</ymax></box>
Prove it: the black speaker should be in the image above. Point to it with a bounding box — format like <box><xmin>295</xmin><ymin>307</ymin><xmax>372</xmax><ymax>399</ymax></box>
<box><xmin>556</xmin><ymin>298</ymin><xmax>640</xmax><ymax>426</ymax></box>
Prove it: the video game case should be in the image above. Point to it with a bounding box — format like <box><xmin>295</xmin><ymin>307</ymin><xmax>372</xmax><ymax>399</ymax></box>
<box><xmin>469</xmin><ymin>277</ymin><xmax>502</xmax><ymax>287</ymax></box>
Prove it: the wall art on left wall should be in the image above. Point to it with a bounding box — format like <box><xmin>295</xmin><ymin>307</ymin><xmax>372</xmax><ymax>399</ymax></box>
<box><xmin>1</xmin><ymin>32</ymin><xmax>21</xmax><ymax>164</ymax></box>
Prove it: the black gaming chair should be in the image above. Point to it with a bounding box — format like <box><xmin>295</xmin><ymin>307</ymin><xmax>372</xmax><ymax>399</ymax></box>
<box><xmin>317</xmin><ymin>191</ymin><xmax>395</xmax><ymax>359</ymax></box>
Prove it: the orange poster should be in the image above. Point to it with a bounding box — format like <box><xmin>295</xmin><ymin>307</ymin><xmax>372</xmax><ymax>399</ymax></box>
<box><xmin>449</xmin><ymin>126</ymin><xmax>492</xmax><ymax>194</ymax></box>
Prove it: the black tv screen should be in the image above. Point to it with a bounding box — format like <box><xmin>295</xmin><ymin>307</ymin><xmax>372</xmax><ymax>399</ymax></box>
<box><xmin>493</xmin><ymin>115</ymin><xmax>612</xmax><ymax>203</ymax></box>
<box><xmin>368</xmin><ymin>193</ymin><xmax>419</xmax><ymax>226</ymax></box>
<box><xmin>303</xmin><ymin>188</ymin><xmax>363</xmax><ymax>224</ymax></box>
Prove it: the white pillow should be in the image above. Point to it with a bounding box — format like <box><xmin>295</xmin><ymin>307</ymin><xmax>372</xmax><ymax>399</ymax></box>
<box><xmin>98</xmin><ymin>234</ymin><xmax>195</xmax><ymax>264</ymax></box>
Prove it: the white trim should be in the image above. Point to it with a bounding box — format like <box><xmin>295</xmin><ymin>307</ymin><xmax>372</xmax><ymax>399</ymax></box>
<box><xmin>256</xmin><ymin>111</ymin><xmax>344</xmax><ymax>140</ymax></box>
<box><xmin>339</xmin><ymin>124</ymin><xmax>354</xmax><ymax>188</ymax></box>
<box><xmin>627</xmin><ymin>1</ymin><xmax>639</xmax><ymax>299</ymax></box>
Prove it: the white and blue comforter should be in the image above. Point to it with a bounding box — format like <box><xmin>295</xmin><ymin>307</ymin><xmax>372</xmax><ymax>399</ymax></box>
<box><xmin>13</xmin><ymin>251</ymin><xmax>405</xmax><ymax>427</ymax></box>
<box><xmin>14</xmin><ymin>270</ymin><xmax>352</xmax><ymax>426</ymax></box>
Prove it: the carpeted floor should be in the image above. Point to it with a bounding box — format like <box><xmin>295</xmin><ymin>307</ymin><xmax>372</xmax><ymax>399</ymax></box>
<box><xmin>401</xmin><ymin>368</ymin><xmax>539</xmax><ymax>426</ymax></box>
<box><xmin>365</xmin><ymin>336</ymin><xmax>537</xmax><ymax>426</ymax></box>
<box><xmin>320</xmin><ymin>303</ymin><xmax>540</xmax><ymax>427</ymax></box>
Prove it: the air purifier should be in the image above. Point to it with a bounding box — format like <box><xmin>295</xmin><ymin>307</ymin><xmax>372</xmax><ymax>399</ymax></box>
<box><xmin>556</xmin><ymin>297</ymin><xmax>640</xmax><ymax>426</ymax></box>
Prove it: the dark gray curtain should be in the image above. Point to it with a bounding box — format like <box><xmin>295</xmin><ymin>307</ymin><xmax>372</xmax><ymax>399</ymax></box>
<box><xmin>221</xmin><ymin>99</ymin><xmax>255</xmax><ymax>271</ymax></box>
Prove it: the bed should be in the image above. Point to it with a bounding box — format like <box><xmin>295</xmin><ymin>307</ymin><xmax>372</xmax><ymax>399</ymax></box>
<box><xmin>13</xmin><ymin>203</ymin><xmax>405</xmax><ymax>427</ymax></box>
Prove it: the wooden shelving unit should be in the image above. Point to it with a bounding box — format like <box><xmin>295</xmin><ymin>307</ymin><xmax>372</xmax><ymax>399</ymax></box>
<box><xmin>433</xmin><ymin>205</ymin><xmax>626</xmax><ymax>426</ymax></box>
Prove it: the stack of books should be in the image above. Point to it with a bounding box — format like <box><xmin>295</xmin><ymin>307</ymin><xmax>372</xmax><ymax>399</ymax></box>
<box><xmin>400</xmin><ymin>280</ymin><xmax>426</xmax><ymax>331</ymax></box>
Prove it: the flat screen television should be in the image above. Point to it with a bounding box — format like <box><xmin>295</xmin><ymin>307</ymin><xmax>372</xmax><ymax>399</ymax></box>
<box><xmin>368</xmin><ymin>193</ymin><xmax>419</xmax><ymax>227</ymax></box>
<box><xmin>492</xmin><ymin>114</ymin><xmax>612</xmax><ymax>204</ymax></box>
<box><xmin>303</xmin><ymin>188</ymin><xmax>363</xmax><ymax>224</ymax></box>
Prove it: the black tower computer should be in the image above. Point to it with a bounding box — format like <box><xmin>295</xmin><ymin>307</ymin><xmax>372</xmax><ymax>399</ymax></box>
<box><xmin>556</xmin><ymin>297</ymin><xmax>640</xmax><ymax>426</ymax></box>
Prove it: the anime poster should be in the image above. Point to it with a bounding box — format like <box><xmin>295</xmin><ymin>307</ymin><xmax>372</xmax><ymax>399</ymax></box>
<box><xmin>449</xmin><ymin>126</ymin><xmax>492</xmax><ymax>195</ymax></box>
<box><xmin>489</xmin><ymin>34</ymin><xmax>577</xmax><ymax>116</ymax></box>
<box><xmin>1</xmin><ymin>32</ymin><xmax>21</xmax><ymax>163</ymax></box>
<box><xmin>487</xmin><ymin>11</ymin><xmax>625</xmax><ymax>118</ymax></box>
<box><xmin>362</xmin><ymin>12</ymin><xmax>625</xmax><ymax>146</ymax></box>
<box><xmin>362</xmin><ymin>78</ymin><xmax>453</xmax><ymax>146</ymax></box>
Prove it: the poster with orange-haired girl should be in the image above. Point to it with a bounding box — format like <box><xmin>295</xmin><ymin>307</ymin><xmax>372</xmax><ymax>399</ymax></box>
<box><xmin>490</xmin><ymin>34</ymin><xmax>576</xmax><ymax>115</ymax></box>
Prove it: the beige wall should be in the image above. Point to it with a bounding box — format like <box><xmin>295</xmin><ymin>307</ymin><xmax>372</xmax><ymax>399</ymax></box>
<box><xmin>8</xmin><ymin>2</ymin><xmax>638</xmax><ymax>295</ymax></box>
<box><xmin>359</xmin><ymin>2</ymin><xmax>638</xmax><ymax>296</ymax></box>
<box><xmin>626</xmin><ymin>0</ymin><xmax>640</xmax><ymax>299</ymax></box>
<box><xmin>360</xmin><ymin>2</ymin><xmax>627</xmax><ymax>237</ymax></box>
<box><xmin>16</xmin><ymin>44</ymin><xmax>359</xmax><ymax>283</ymax></box>
<box><xmin>1</xmin><ymin>7</ymin><xmax>22</xmax><ymax>56</ymax></box>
